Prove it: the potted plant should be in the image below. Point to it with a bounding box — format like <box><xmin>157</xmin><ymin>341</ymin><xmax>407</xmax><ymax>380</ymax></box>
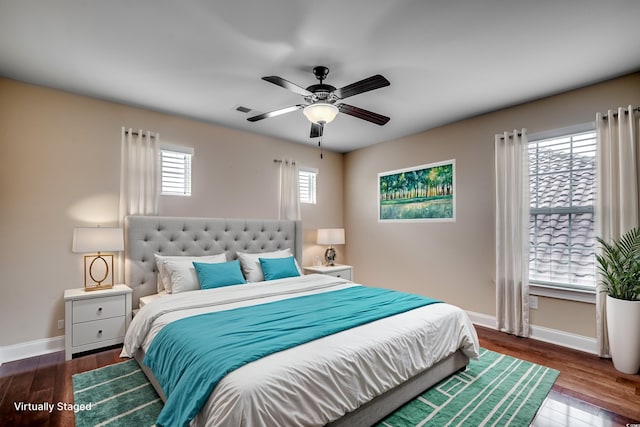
<box><xmin>596</xmin><ymin>227</ymin><xmax>640</xmax><ymax>374</ymax></box>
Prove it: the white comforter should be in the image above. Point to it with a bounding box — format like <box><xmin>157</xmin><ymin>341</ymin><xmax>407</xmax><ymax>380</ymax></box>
<box><xmin>121</xmin><ymin>274</ymin><xmax>479</xmax><ymax>427</ymax></box>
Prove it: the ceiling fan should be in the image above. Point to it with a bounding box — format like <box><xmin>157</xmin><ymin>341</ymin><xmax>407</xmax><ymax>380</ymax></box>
<box><xmin>248</xmin><ymin>66</ymin><xmax>391</xmax><ymax>139</ymax></box>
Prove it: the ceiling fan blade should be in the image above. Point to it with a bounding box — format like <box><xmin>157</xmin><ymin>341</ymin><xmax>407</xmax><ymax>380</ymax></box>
<box><xmin>337</xmin><ymin>103</ymin><xmax>390</xmax><ymax>126</ymax></box>
<box><xmin>247</xmin><ymin>104</ymin><xmax>305</xmax><ymax>122</ymax></box>
<box><xmin>334</xmin><ymin>74</ymin><xmax>390</xmax><ymax>99</ymax></box>
<box><xmin>262</xmin><ymin>76</ymin><xmax>313</xmax><ymax>96</ymax></box>
<box><xmin>310</xmin><ymin>122</ymin><xmax>324</xmax><ymax>138</ymax></box>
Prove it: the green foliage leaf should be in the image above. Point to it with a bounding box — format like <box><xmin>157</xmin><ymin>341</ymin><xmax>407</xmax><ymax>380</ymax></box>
<box><xmin>596</xmin><ymin>227</ymin><xmax>640</xmax><ymax>301</ymax></box>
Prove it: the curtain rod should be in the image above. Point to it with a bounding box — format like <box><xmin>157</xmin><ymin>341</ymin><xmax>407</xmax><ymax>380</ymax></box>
<box><xmin>124</xmin><ymin>129</ymin><xmax>157</xmax><ymax>139</ymax></box>
<box><xmin>601</xmin><ymin>107</ymin><xmax>640</xmax><ymax>120</ymax></box>
<box><xmin>499</xmin><ymin>132</ymin><xmax>523</xmax><ymax>140</ymax></box>
<box><xmin>273</xmin><ymin>159</ymin><xmax>296</xmax><ymax>165</ymax></box>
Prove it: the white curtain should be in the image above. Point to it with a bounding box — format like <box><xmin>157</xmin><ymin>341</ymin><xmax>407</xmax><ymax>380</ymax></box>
<box><xmin>117</xmin><ymin>128</ymin><xmax>161</xmax><ymax>283</ymax></box>
<box><xmin>595</xmin><ymin>106</ymin><xmax>639</xmax><ymax>357</ymax></box>
<box><xmin>495</xmin><ymin>129</ymin><xmax>530</xmax><ymax>337</ymax></box>
<box><xmin>279</xmin><ymin>159</ymin><xmax>301</xmax><ymax>220</ymax></box>
<box><xmin>118</xmin><ymin>127</ymin><xmax>161</xmax><ymax>220</ymax></box>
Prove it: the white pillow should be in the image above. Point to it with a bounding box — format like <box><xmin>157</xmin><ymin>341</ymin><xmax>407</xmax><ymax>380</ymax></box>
<box><xmin>236</xmin><ymin>248</ymin><xmax>301</xmax><ymax>282</ymax></box>
<box><xmin>154</xmin><ymin>253</ymin><xmax>227</xmax><ymax>293</ymax></box>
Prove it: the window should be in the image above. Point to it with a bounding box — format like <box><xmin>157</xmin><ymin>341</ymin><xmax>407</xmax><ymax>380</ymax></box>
<box><xmin>299</xmin><ymin>168</ymin><xmax>317</xmax><ymax>204</ymax></box>
<box><xmin>528</xmin><ymin>125</ymin><xmax>596</xmax><ymax>294</ymax></box>
<box><xmin>161</xmin><ymin>145</ymin><xmax>193</xmax><ymax>196</ymax></box>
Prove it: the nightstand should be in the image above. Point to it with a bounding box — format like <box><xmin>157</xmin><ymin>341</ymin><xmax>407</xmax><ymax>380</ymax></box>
<box><xmin>304</xmin><ymin>264</ymin><xmax>353</xmax><ymax>281</ymax></box>
<box><xmin>64</xmin><ymin>284</ymin><xmax>132</xmax><ymax>360</ymax></box>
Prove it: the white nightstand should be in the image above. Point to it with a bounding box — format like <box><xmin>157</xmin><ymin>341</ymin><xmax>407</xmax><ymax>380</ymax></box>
<box><xmin>64</xmin><ymin>284</ymin><xmax>132</xmax><ymax>360</ymax></box>
<box><xmin>304</xmin><ymin>264</ymin><xmax>353</xmax><ymax>281</ymax></box>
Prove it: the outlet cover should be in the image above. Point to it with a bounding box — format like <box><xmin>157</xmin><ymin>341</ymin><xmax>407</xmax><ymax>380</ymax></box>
<box><xmin>58</xmin><ymin>319</ymin><xmax>64</xmax><ymax>330</ymax></box>
<box><xmin>530</xmin><ymin>296</ymin><xmax>539</xmax><ymax>310</ymax></box>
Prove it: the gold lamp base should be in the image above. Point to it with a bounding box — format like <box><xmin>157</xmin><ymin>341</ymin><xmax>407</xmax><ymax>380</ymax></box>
<box><xmin>83</xmin><ymin>253</ymin><xmax>114</xmax><ymax>291</ymax></box>
<box><xmin>85</xmin><ymin>284</ymin><xmax>114</xmax><ymax>292</ymax></box>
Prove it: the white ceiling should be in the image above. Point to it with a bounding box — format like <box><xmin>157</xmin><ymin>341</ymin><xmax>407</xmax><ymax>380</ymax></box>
<box><xmin>1</xmin><ymin>1</ymin><xmax>639</xmax><ymax>153</ymax></box>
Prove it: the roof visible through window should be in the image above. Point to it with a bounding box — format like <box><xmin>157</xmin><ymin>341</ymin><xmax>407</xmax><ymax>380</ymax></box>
<box><xmin>528</xmin><ymin>129</ymin><xmax>596</xmax><ymax>290</ymax></box>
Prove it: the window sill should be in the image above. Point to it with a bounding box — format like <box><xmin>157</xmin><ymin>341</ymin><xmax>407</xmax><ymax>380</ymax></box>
<box><xmin>530</xmin><ymin>283</ymin><xmax>596</xmax><ymax>304</ymax></box>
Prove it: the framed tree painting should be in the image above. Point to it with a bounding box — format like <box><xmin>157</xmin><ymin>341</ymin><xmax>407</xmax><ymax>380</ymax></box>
<box><xmin>378</xmin><ymin>159</ymin><xmax>456</xmax><ymax>222</ymax></box>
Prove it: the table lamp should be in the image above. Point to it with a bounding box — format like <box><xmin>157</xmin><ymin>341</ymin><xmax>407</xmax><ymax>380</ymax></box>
<box><xmin>72</xmin><ymin>226</ymin><xmax>124</xmax><ymax>291</ymax></box>
<box><xmin>317</xmin><ymin>228</ymin><xmax>345</xmax><ymax>266</ymax></box>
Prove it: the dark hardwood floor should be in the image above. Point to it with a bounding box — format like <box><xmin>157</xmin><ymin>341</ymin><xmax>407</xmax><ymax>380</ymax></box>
<box><xmin>477</xmin><ymin>326</ymin><xmax>640</xmax><ymax>426</ymax></box>
<box><xmin>0</xmin><ymin>346</ymin><xmax>123</xmax><ymax>427</ymax></box>
<box><xmin>0</xmin><ymin>327</ymin><xmax>638</xmax><ymax>426</ymax></box>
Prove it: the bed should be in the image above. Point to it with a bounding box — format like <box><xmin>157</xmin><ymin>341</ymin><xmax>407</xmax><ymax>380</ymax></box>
<box><xmin>120</xmin><ymin>215</ymin><xmax>479</xmax><ymax>427</ymax></box>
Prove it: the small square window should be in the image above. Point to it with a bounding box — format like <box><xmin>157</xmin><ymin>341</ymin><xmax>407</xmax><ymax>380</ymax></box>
<box><xmin>299</xmin><ymin>168</ymin><xmax>317</xmax><ymax>204</ymax></box>
<box><xmin>161</xmin><ymin>146</ymin><xmax>193</xmax><ymax>196</ymax></box>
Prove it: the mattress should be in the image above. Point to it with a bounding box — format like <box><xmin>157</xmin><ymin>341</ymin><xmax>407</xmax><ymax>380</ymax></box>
<box><xmin>121</xmin><ymin>274</ymin><xmax>479</xmax><ymax>426</ymax></box>
<box><xmin>138</xmin><ymin>290</ymin><xmax>167</xmax><ymax>308</ymax></box>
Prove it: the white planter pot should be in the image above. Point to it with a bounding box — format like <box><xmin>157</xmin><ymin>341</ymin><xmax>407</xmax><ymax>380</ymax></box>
<box><xmin>606</xmin><ymin>295</ymin><xmax>640</xmax><ymax>374</ymax></box>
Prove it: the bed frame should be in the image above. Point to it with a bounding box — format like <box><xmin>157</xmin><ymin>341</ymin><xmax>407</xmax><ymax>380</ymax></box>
<box><xmin>124</xmin><ymin>215</ymin><xmax>468</xmax><ymax>426</ymax></box>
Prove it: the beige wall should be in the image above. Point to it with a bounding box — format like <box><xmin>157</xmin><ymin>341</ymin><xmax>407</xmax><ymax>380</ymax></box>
<box><xmin>0</xmin><ymin>78</ymin><xmax>344</xmax><ymax>347</ymax></box>
<box><xmin>344</xmin><ymin>72</ymin><xmax>640</xmax><ymax>338</ymax></box>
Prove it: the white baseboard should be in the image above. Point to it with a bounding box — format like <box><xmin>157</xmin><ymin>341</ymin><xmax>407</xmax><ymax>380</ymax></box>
<box><xmin>465</xmin><ymin>310</ymin><xmax>496</xmax><ymax>329</ymax></box>
<box><xmin>0</xmin><ymin>335</ymin><xmax>65</xmax><ymax>365</ymax></box>
<box><xmin>465</xmin><ymin>310</ymin><xmax>598</xmax><ymax>355</ymax></box>
<box><xmin>529</xmin><ymin>324</ymin><xmax>598</xmax><ymax>355</ymax></box>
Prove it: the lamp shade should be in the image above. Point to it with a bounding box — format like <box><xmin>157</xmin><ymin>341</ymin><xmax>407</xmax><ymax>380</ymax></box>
<box><xmin>72</xmin><ymin>227</ymin><xmax>124</xmax><ymax>253</ymax></box>
<box><xmin>303</xmin><ymin>103</ymin><xmax>339</xmax><ymax>124</ymax></box>
<box><xmin>317</xmin><ymin>228</ymin><xmax>345</xmax><ymax>245</ymax></box>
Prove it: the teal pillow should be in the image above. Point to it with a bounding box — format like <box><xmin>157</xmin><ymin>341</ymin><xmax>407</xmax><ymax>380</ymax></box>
<box><xmin>193</xmin><ymin>260</ymin><xmax>246</xmax><ymax>289</ymax></box>
<box><xmin>259</xmin><ymin>256</ymin><xmax>301</xmax><ymax>281</ymax></box>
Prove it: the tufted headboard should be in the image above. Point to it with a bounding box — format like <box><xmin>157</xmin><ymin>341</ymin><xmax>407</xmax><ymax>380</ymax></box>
<box><xmin>124</xmin><ymin>216</ymin><xmax>302</xmax><ymax>308</ymax></box>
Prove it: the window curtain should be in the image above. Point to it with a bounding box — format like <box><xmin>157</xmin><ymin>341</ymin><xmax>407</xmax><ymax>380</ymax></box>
<box><xmin>279</xmin><ymin>159</ymin><xmax>301</xmax><ymax>220</ymax></box>
<box><xmin>595</xmin><ymin>106</ymin><xmax>639</xmax><ymax>357</ymax></box>
<box><xmin>117</xmin><ymin>128</ymin><xmax>160</xmax><ymax>281</ymax></box>
<box><xmin>495</xmin><ymin>129</ymin><xmax>530</xmax><ymax>337</ymax></box>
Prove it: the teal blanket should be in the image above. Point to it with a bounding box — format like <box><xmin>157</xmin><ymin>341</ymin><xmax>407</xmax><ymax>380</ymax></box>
<box><xmin>144</xmin><ymin>285</ymin><xmax>441</xmax><ymax>427</ymax></box>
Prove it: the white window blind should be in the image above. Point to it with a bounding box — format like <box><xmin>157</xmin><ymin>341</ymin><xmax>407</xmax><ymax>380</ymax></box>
<box><xmin>299</xmin><ymin>168</ymin><xmax>317</xmax><ymax>204</ymax></box>
<box><xmin>528</xmin><ymin>128</ymin><xmax>596</xmax><ymax>291</ymax></box>
<box><xmin>161</xmin><ymin>145</ymin><xmax>193</xmax><ymax>196</ymax></box>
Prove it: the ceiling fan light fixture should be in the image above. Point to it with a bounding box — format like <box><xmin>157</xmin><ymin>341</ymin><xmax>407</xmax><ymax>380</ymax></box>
<box><xmin>303</xmin><ymin>103</ymin><xmax>339</xmax><ymax>124</ymax></box>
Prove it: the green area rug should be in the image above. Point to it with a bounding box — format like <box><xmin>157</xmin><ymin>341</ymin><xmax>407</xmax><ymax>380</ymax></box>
<box><xmin>72</xmin><ymin>360</ymin><xmax>162</xmax><ymax>427</ymax></box>
<box><xmin>378</xmin><ymin>348</ymin><xmax>559</xmax><ymax>426</ymax></box>
<box><xmin>72</xmin><ymin>348</ymin><xmax>558</xmax><ymax>427</ymax></box>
